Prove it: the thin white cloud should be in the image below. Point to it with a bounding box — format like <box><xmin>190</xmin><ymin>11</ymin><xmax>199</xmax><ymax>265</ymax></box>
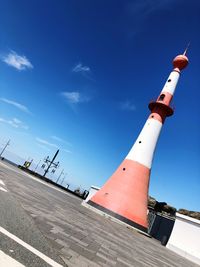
<box><xmin>36</xmin><ymin>137</ymin><xmax>72</xmax><ymax>154</ymax></box>
<box><xmin>129</xmin><ymin>1</ymin><xmax>166</xmax><ymax>16</ymax></box>
<box><xmin>13</xmin><ymin>118</ymin><xmax>21</xmax><ymax>124</ymax></box>
<box><xmin>62</xmin><ymin>148</ymin><xmax>72</xmax><ymax>154</ymax></box>
<box><xmin>62</xmin><ymin>92</ymin><xmax>80</xmax><ymax>103</ymax></box>
<box><xmin>2</xmin><ymin>51</ymin><xmax>33</xmax><ymax>70</ymax></box>
<box><xmin>120</xmin><ymin>101</ymin><xmax>136</xmax><ymax>111</ymax></box>
<box><xmin>51</xmin><ymin>135</ymin><xmax>72</xmax><ymax>146</ymax></box>
<box><xmin>51</xmin><ymin>135</ymin><xmax>63</xmax><ymax>142</ymax></box>
<box><xmin>72</xmin><ymin>63</ymin><xmax>95</xmax><ymax>81</ymax></box>
<box><xmin>36</xmin><ymin>143</ymin><xmax>51</xmax><ymax>152</ymax></box>
<box><xmin>0</xmin><ymin>97</ymin><xmax>31</xmax><ymax>114</ymax></box>
<box><xmin>126</xmin><ymin>0</ymin><xmax>175</xmax><ymax>36</ymax></box>
<box><xmin>0</xmin><ymin>117</ymin><xmax>29</xmax><ymax>129</ymax></box>
<box><xmin>36</xmin><ymin>137</ymin><xmax>58</xmax><ymax>149</ymax></box>
<box><xmin>72</xmin><ymin>63</ymin><xmax>90</xmax><ymax>73</ymax></box>
<box><xmin>61</xmin><ymin>91</ymin><xmax>90</xmax><ymax>104</ymax></box>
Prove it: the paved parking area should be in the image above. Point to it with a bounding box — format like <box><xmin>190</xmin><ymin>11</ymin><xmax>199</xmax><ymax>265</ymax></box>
<box><xmin>0</xmin><ymin>161</ymin><xmax>199</xmax><ymax>267</ymax></box>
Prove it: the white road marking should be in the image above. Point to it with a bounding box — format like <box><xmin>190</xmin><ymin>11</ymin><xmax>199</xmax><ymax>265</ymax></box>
<box><xmin>0</xmin><ymin>250</ymin><xmax>25</xmax><ymax>267</ymax></box>
<box><xmin>0</xmin><ymin>161</ymin><xmax>77</xmax><ymax>199</ymax></box>
<box><xmin>0</xmin><ymin>226</ymin><xmax>63</xmax><ymax>267</ymax></box>
<box><xmin>0</xmin><ymin>178</ymin><xmax>8</xmax><ymax>192</ymax></box>
<box><xmin>0</xmin><ymin>179</ymin><xmax>5</xmax><ymax>186</ymax></box>
<box><xmin>0</xmin><ymin>186</ymin><xmax>7</xmax><ymax>192</ymax></box>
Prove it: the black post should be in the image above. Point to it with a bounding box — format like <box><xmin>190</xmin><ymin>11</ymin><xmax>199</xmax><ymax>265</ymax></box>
<box><xmin>56</xmin><ymin>169</ymin><xmax>64</xmax><ymax>183</ymax></box>
<box><xmin>0</xmin><ymin>139</ymin><xmax>10</xmax><ymax>157</ymax></box>
<box><xmin>43</xmin><ymin>150</ymin><xmax>59</xmax><ymax>177</ymax></box>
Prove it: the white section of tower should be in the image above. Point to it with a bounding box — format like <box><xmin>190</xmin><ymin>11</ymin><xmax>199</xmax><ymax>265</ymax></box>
<box><xmin>125</xmin><ymin>67</ymin><xmax>182</xmax><ymax>169</ymax></box>
<box><xmin>126</xmin><ymin>118</ymin><xmax>162</xmax><ymax>169</ymax></box>
<box><xmin>161</xmin><ymin>70</ymin><xmax>180</xmax><ymax>95</ymax></box>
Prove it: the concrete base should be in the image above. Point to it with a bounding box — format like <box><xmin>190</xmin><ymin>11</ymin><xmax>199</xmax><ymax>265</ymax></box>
<box><xmin>82</xmin><ymin>201</ymin><xmax>150</xmax><ymax>237</ymax></box>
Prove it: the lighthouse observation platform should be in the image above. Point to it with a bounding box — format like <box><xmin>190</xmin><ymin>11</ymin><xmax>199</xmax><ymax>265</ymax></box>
<box><xmin>148</xmin><ymin>101</ymin><xmax>174</xmax><ymax>117</ymax></box>
<box><xmin>0</xmin><ymin>160</ymin><xmax>198</xmax><ymax>267</ymax></box>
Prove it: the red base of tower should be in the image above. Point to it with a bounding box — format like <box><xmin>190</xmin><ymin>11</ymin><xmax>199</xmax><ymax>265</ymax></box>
<box><xmin>88</xmin><ymin>159</ymin><xmax>150</xmax><ymax>232</ymax></box>
<box><xmin>87</xmin><ymin>200</ymin><xmax>148</xmax><ymax>232</ymax></box>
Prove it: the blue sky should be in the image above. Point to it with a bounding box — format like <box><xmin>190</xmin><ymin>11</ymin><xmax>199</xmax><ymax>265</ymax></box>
<box><xmin>0</xmin><ymin>0</ymin><xmax>199</xmax><ymax>211</ymax></box>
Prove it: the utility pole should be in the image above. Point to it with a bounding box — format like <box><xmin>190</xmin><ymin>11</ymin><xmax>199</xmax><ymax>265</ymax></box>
<box><xmin>43</xmin><ymin>150</ymin><xmax>59</xmax><ymax>177</ymax></box>
<box><xmin>60</xmin><ymin>174</ymin><xmax>66</xmax><ymax>185</ymax></box>
<box><xmin>0</xmin><ymin>139</ymin><xmax>10</xmax><ymax>157</ymax></box>
<box><xmin>34</xmin><ymin>159</ymin><xmax>41</xmax><ymax>172</ymax></box>
<box><xmin>56</xmin><ymin>169</ymin><xmax>64</xmax><ymax>183</ymax></box>
<box><xmin>63</xmin><ymin>173</ymin><xmax>68</xmax><ymax>185</ymax></box>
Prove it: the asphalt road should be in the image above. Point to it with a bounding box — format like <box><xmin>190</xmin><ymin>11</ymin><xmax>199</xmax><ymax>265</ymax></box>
<box><xmin>0</xmin><ymin>162</ymin><xmax>67</xmax><ymax>267</ymax></box>
<box><xmin>0</xmin><ymin>160</ymin><xmax>199</xmax><ymax>267</ymax></box>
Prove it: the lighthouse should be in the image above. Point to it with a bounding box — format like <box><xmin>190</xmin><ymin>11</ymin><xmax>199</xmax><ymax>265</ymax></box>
<box><xmin>87</xmin><ymin>50</ymin><xmax>189</xmax><ymax>232</ymax></box>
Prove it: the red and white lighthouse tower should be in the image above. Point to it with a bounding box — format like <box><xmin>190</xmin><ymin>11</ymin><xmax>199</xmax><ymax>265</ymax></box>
<box><xmin>88</xmin><ymin>50</ymin><xmax>189</xmax><ymax>232</ymax></box>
